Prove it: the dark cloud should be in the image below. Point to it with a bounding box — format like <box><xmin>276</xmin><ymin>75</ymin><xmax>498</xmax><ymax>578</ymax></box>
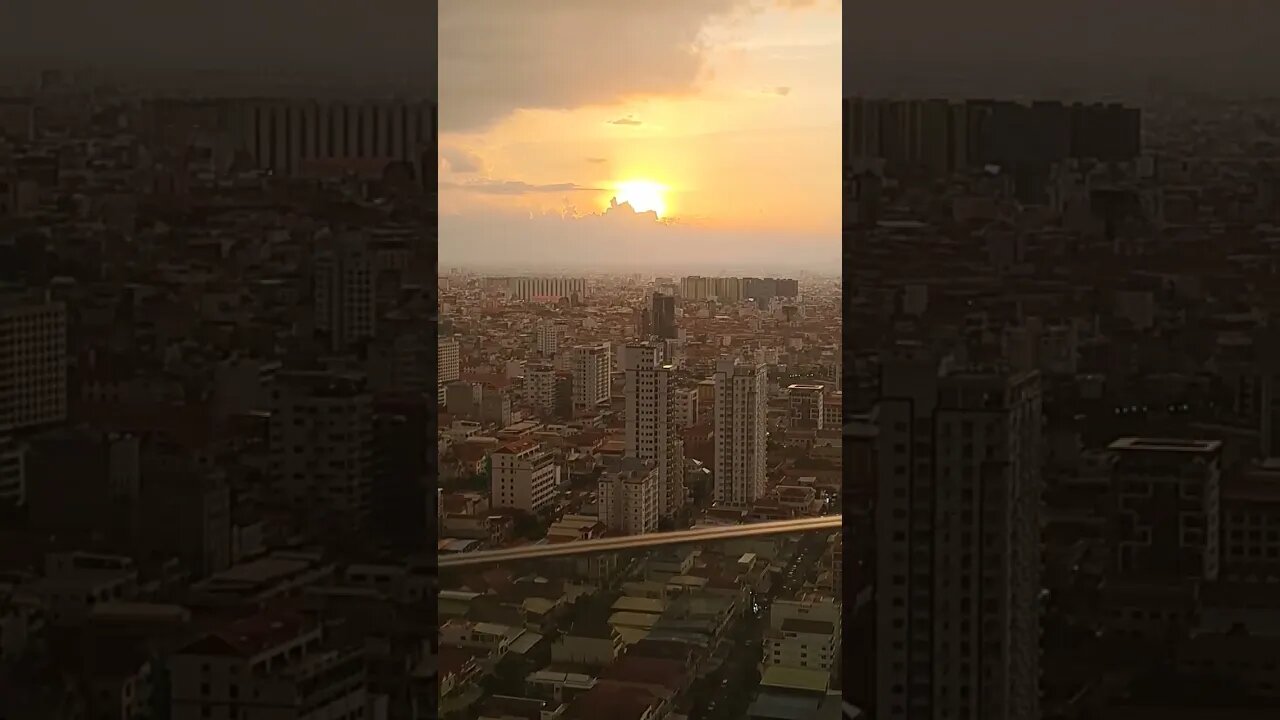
<box><xmin>772</xmin><ymin>86</ymin><xmax>792</xmax><ymax>96</ymax></box>
<box><xmin>586</xmin><ymin>158</ymin><xmax>609</xmax><ymax>164</ymax></box>
<box><xmin>607</xmin><ymin>116</ymin><xmax>643</xmax><ymax>126</ymax></box>
<box><xmin>443</xmin><ymin>180</ymin><xmax>600</xmax><ymax>196</ymax></box>
<box><xmin>440</xmin><ymin>0</ymin><xmax>743</xmax><ymax>131</ymax></box>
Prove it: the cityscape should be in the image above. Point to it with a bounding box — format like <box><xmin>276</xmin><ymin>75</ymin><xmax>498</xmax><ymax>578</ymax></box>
<box><xmin>437</xmin><ymin>2</ymin><xmax>842</xmax><ymax>719</ymax></box>
<box><xmin>436</xmin><ymin>271</ymin><xmax>842</xmax><ymax>719</ymax></box>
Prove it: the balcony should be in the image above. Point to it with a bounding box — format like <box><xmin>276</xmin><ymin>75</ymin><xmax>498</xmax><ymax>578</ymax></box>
<box><xmin>437</xmin><ymin>516</ymin><xmax>852</xmax><ymax>720</ymax></box>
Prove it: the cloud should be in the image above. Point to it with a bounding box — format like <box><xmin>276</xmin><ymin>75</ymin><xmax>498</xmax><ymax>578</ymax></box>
<box><xmin>771</xmin><ymin>86</ymin><xmax>791</xmax><ymax>96</ymax></box>
<box><xmin>607</xmin><ymin>116</ymin><xmax>643</xmax><ymax>126</ymax></box>
<box><xmin>439</xmin><ymin>146</ymin><xmax>485</xmax><ymax>174</ymax></box>
<box><xmin>440</xmin><ymin>0</ymin><xmax>745</xmax><ymax>131</ymax></box>
<box><xmin>586</xmin><ymin>157</ymin><xmax>609</xmax><ymax>164</ymax></box>
<box><xmin>443</xmin><ymin>179</ymin><xmax>600</xmax><ymax>196</ymax></box>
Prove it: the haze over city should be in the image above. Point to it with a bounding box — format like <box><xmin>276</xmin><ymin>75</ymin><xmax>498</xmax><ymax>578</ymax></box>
<box><xmin>438</xmin><ymin>0</ymin><xmax>841</xmax><ymax>272</ymax></box>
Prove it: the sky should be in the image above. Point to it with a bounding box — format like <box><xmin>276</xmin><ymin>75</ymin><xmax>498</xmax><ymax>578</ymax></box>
<box><xmin>843</xmin><ymin>1</ymin><xmax>1280</xmax><ymax>97</ymax></box>
<box><xmin>438</xmin><ymin>0</ymin><xmax>842</xmax><ymax>274</ymax></box>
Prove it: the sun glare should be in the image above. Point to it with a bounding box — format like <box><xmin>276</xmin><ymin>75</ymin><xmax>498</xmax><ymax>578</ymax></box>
<box><xmin>612</xmin><ymin>180</ymin><xmax>669</xmax><ymax>218</ymax></box>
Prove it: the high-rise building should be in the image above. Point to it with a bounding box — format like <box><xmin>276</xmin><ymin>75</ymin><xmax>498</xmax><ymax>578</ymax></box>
<box><xmin>269</xmin><ymin>372</ymin><xmax>372</xmax><ymax>533</ymax></box>
<box><xmin>314</xmin><ymin>234</ymin><xmax>375</xmax><ymax>352</ymax></box>
<box><xmin>713</xmin><ymin>358</ymin><xmax>767</xmax><ymax>508</ymax></box>
<box><xmin>845</xmin><ymin>97</ymin><xmax>1141</xmax><ymax>184</ymax></box>
<box><xmin>0</xmin><ymin>296</ymin><xmax>67</xmax><ymax>433</ymax></box>
<box><xmin>874</xmin><ymin>344</ymin><xmax>1042</xmax><ymax>720</ymax></box>
<box><xmin>490</xmin><ymin>440</ymin><xmax>560</xmax><ymax>513</ymax></box>
<box><xmin>536</xmin><ymin>320</ymin><xmax>565</xmax><ymax>356</ymax></box>
<box><xmin>237</xmin><ymin>99</ymin><xmax>436</xmax><ymax>182</ymax></box>
<box><xmin>553</xmin><ymin>372</ymin><xmax>574</xmax><ymax>421</ymax></box>
<box><xmin>437</xmin><ymin>334</ymin><xmax>460</xmax><ymax>404</ymax></box>
<box><xmin>651</xmin><ymin>293</ymin><xmax>676</xmax><ymax>340</ymax></box>
<box><xmin>1262</xmin><ymin>355</ymin><xmax>1280</xmax><ymax>458</ymax></box>
<box><xmin>0</xmin><ymin>437</ymin><xmax>25</xmax><ymax>508</ymax></box>
<box><xmin>597</xmin><ymin>457</ymin><xmax>659</xmax><ymax>536</ymax></box>
<box><xmin>787</xmin><ymin>383</ymin><xmax>826</xmax><ymax>430</ymax></box>
<box><xmin>623</xmin><ymin>343</ymin><xmax>684</xmax><ymax>520</ymax></box>
<box><xmin>499</xmin><ymin>276</ymin><xmax>588</xmax><ymax>301</ymax></box>
<box><xmin>570</xmin><ymin>343</ymin><xmax>611</xmax><ymax>410</ymax></box>
<box><xmin>1107</xmin><ymin>437</ymin><xmax>1222</xmax><ymax>583</ymax></box>
<box><xmin>525</xmin><ymin>363</ymin><xmax>558</xmax><ymax>418</ymax></box>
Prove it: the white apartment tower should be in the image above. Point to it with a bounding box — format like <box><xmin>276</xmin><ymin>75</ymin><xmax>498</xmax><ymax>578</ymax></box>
<box><xmin>623</xmin><ymin>343</ymin><xmax>684</xmax><ymax>520</ymax></box>
<box><xmin>571</xmin><ymin>343</ymin><xmax>611</xmax><ymax>410</ymax></box>
<box><xmin>874</xmin><ymin>343</ymin><xmax>1042</xmax><ymax>720</ymax></box>
<box><xmin>313</xmin><ymin>234</ymin><xmax>375</xmax><ymax>352</ymax></box>
<box><xmin>437</xmin><ymin>334</ymin><xmax>460</xmax><ymax>404</ymax></box>
<box><xmin>0</xmin><ymin>296</ymin><xmax>67</xmax><ymax>433</ymax></box>
<box><xmin>713</xmin><ymin>358</ymin><xmax>767</xmax><ymax>508</ymax></box>
<box><xmin>269</xmin><ymin>372</ymin><xmax>373</xmax><ymax>533</ymax></box>
<box><xmin>597</xmin><ymin>457</ymin><xmax>659</xmax><ymax>536</ymax></box>
<box><xmin>536</xmin><ymin>320</ymin><xmax>564</xmax><ymax>357</ymax></box>
<box><xmin>490</xmin><ymin>440</ymin><xmax>560</xmax><ymax>513</ymax></box>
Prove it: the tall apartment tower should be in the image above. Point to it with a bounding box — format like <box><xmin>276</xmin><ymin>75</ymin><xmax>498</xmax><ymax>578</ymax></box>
<box><xmin>571</xmin><ymin>343</ymin><xmax>611</xmax><ymax>410</ymax></box>
<box><xmin>651</xmin><ymin>292</ymin><xmax>677</xmax><ymax>340</ymax></box>
<box><xmin>874</xmin><ymin>343</ymin><xmax>1043</xmax><ymax>720</ymax></box>
<box><xmin>525</xmin><ymin>363</ymin><xmax>558</xmax><ymax>418</ymax></box>
<box><xmin>437</xmin><ymin>334</ymin><xmax>460</xmax><ymax>404</ymax></box>
<box><xmin>0</xmin><ymin>295</ymin><xmax>67</xmax><ymax>433</ymax></box>
<box><xmin>623</xmin><ymin>343</ymin><xmax>684</xmax><ymax>520</ymax></box>
<box><xmin>269</xmin><ymin>372</ymin><xmax>373</xmax><ymax>533</ymax></box>
<box><xmin>536</xmin><ymin>320</ymin><xmax>564</xmax><ymax>357</ymax></box>
<box><xmin>713</xmin><ymin>358</ymin><xmax>767</xmax><ymax>508</ymax></box>
<box><xmin>314</xmin><ymin>233</ymin><xmax>376</xmax><ymax>352</ymax></box>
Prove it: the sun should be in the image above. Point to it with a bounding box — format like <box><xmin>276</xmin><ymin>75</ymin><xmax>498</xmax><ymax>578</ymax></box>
<box><xmin>613</xmin><ymin>180</ymin><xmax>669</xmax><ymax>218</ymax></box>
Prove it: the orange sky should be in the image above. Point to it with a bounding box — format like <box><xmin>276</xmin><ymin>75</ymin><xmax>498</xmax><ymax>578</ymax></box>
<box><xmin>439</xmin><ymin>0</ymin><xmax>840</xmax><ymax>268</ymax></box>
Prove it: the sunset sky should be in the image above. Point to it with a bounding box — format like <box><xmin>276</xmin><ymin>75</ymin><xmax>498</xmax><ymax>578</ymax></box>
<box><xmin>439</xmin><ymin>0</ymin><xmax>841</xmax><ymax>273</ymax></box>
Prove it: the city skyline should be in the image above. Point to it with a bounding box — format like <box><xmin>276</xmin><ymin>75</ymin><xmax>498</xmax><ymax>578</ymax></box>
<box><xmin>439</xmin><ymin>0</ymin><xmax>841</xmax><ymax>271</ymax></box>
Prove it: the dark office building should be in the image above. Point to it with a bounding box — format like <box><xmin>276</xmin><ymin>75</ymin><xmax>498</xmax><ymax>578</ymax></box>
<box><xmin>744</xmin><ymin>278</ymin><xmax>800</xmax><ymax>306</ymax></box>
<box><xmin>846</xmin><ymin>98</ymin><xmax>1142</xmax><ymax>193</ymax></box>
<box><xmin>651</xmin><ymin>292</ymin><xmax>676</xmax><ymax>340</ymax></box>
<box><xmin>1070</xmin><ymin>103</ymin><xmax>1142</xmax><ymax>162</ymax></box>
<box><xmin>553</xmin><ymin>372</ymin><xmax>574</xmax><ymax>420</ymax></box>
<box><xmin>372</xmin><ymin>394</ymin><xmax>431</xmax><ymax>549</ymax></box>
